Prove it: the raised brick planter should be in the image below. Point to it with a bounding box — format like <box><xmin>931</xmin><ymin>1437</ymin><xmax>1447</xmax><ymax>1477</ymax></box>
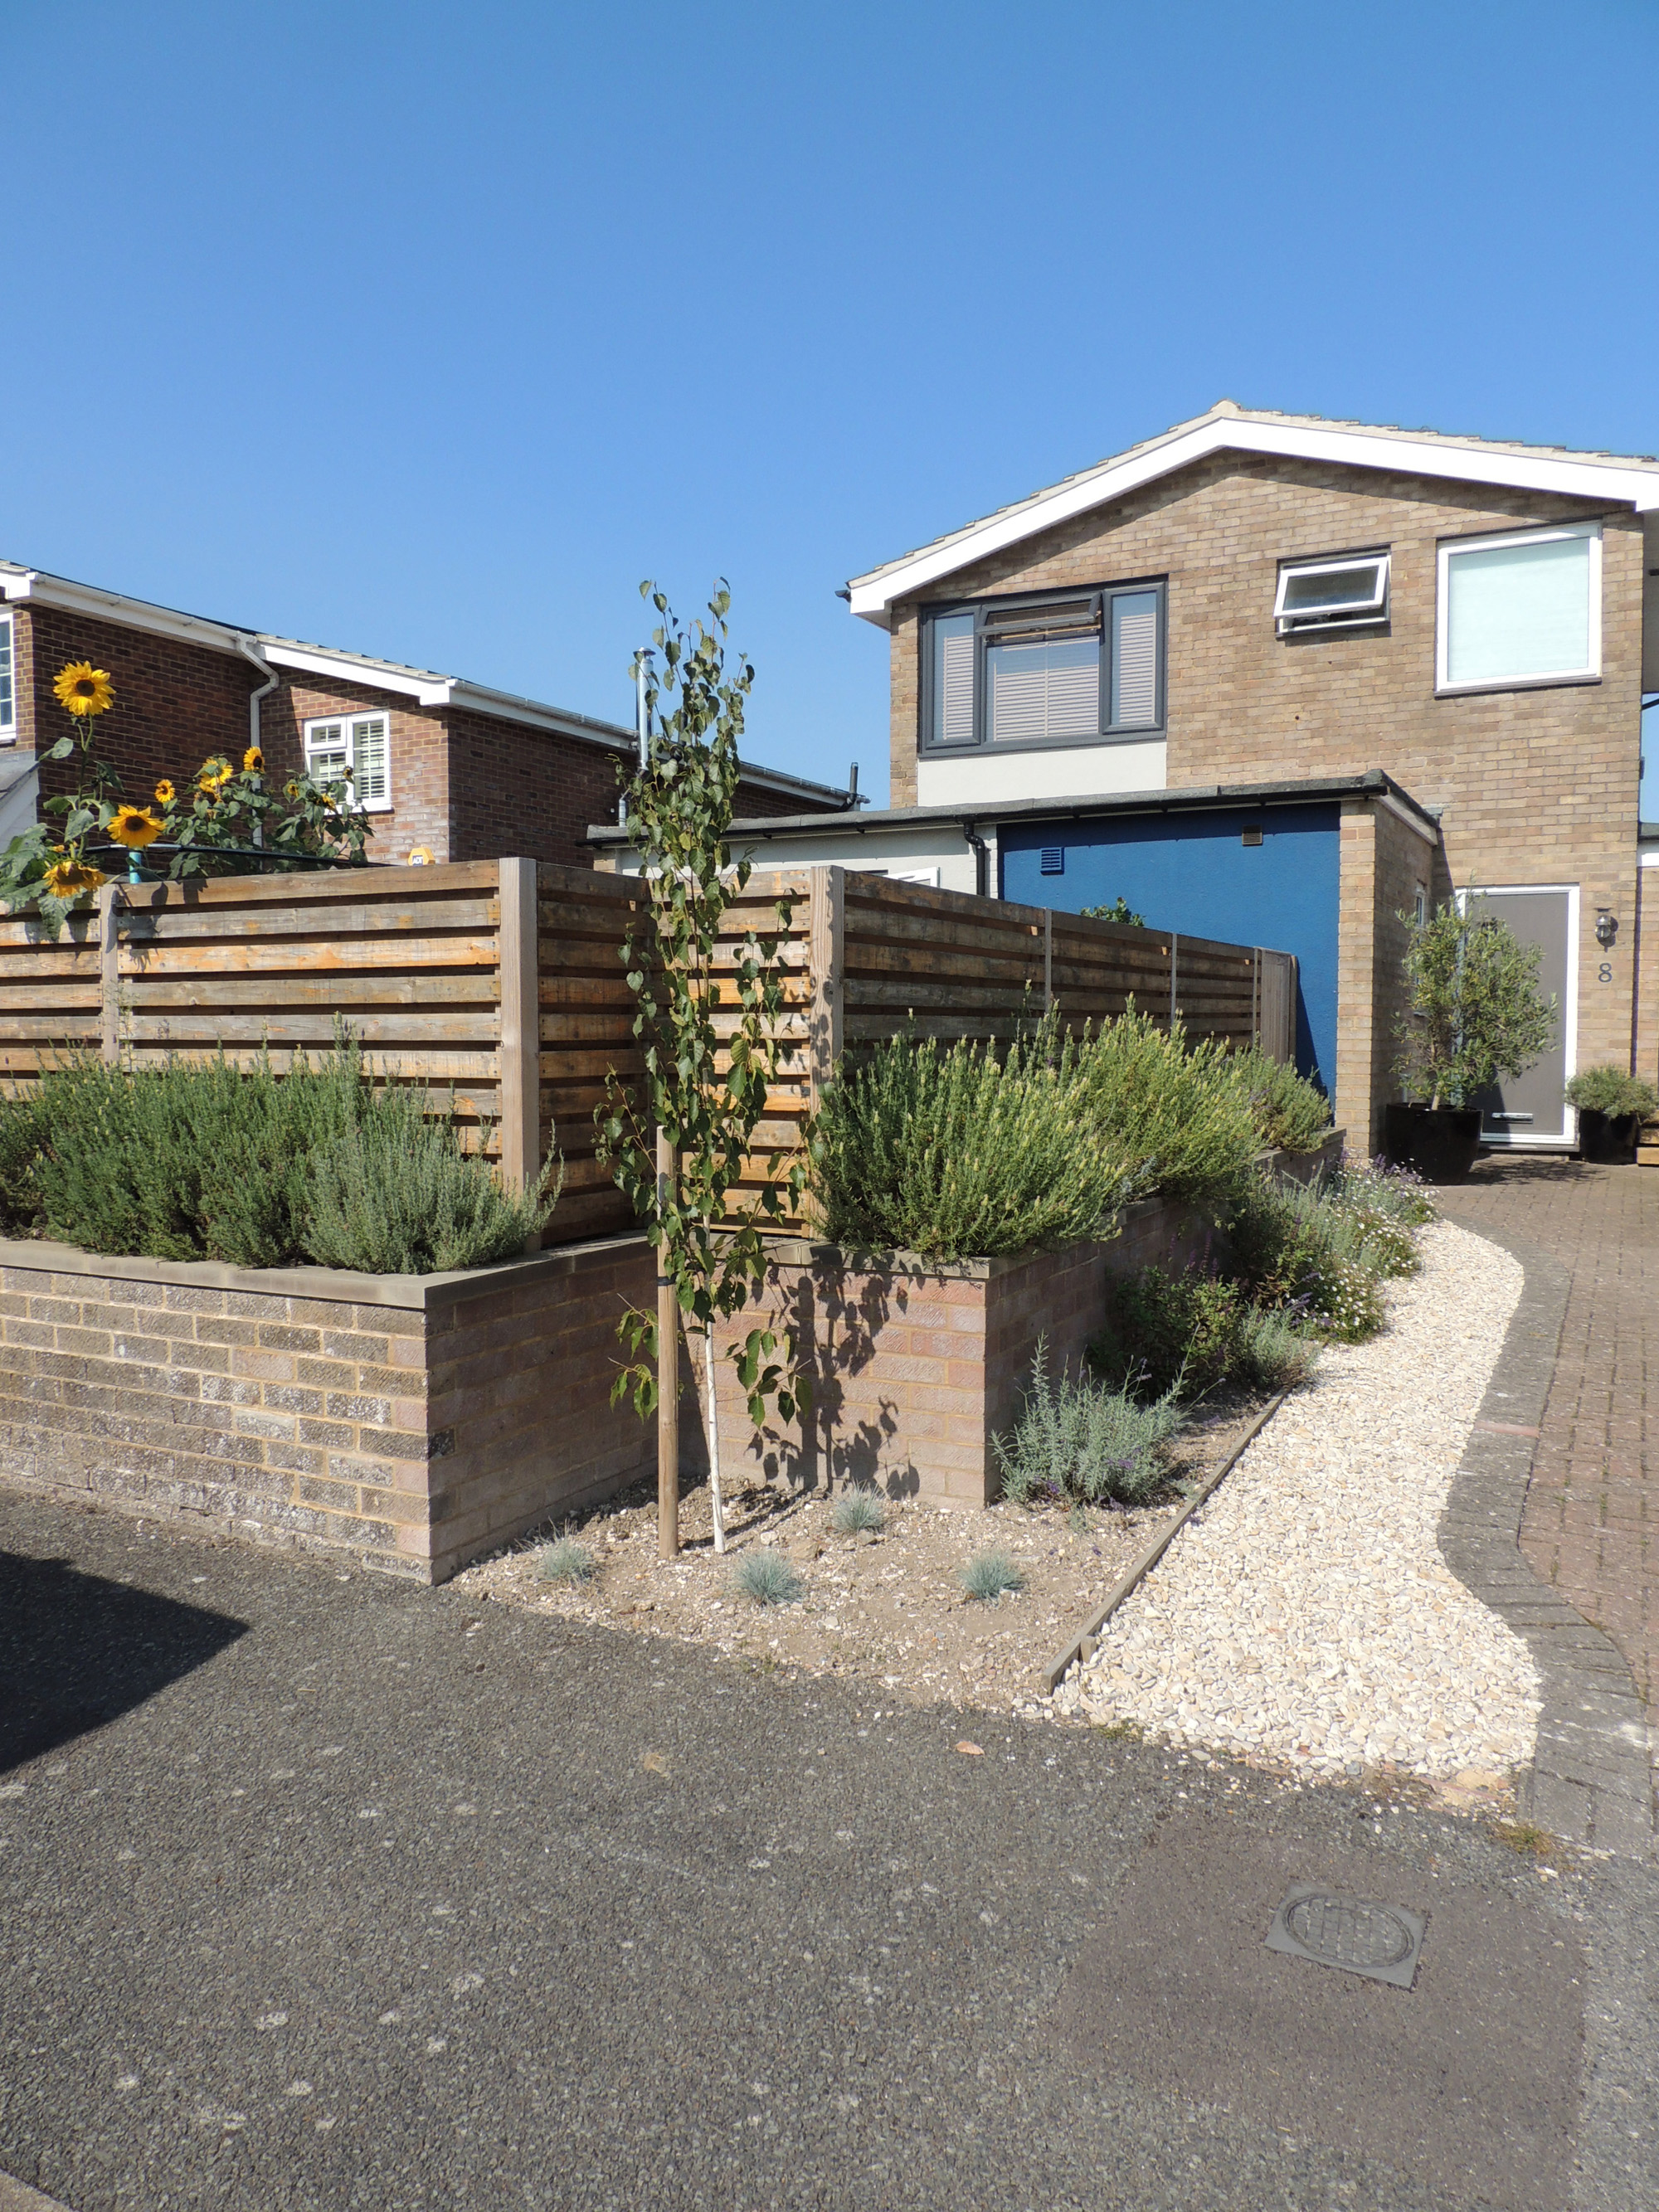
<box><xmin>696</xmin><ymin>1193</ymin><xmax>1222</xmax><ymax>1510</ymax></box>
<box><xmin>0</xmin><ymin>1233</ymin><xmax>656</xmax><ymax>1584</ymax></box>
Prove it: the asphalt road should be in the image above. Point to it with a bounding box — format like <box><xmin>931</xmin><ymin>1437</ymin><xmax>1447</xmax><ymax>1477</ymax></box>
<box><xmin>2</xmin><ymin>1493</ymin><xmax>1657</xmax><ymax>2212</ymax></box>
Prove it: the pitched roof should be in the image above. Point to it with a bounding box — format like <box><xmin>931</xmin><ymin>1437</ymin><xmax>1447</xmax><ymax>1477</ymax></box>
<box><xmin>846</xmin><ymin>401</ymin><xmax>1659</xmax><ymax>625</ymax></box>
<box><xmin>0</xmin><ymin>561</ymin><xmax>850</xmax><ymax>805</ymax></box>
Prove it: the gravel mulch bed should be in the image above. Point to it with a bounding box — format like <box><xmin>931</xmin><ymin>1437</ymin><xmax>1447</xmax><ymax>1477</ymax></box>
<box><xmin>448</xmin><ymin>1396</ymin><xmax>1272</xmax><ymax>1713</ymax></box>
<box><xmin>1051</xmin><ymin>1219</ymin><xmax>1541</xmax><ymax>1785</ymax></box>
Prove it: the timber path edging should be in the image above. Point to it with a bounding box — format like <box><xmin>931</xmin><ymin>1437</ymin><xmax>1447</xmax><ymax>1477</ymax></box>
<box><xmin>1436</xmin><ymin>1214</ymin><xmax>1655</xmax><ymax>1855</ymax></box>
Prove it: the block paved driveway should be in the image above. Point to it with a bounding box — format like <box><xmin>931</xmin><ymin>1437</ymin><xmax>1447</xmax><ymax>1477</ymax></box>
<box><xmin>1438</xmin><ymin>1158</ymin><xmax>1659</xmax><ymax>1722</ymax></box>
<box><xmin>5</xmin><ymin>1495</ymin><xmax>1659</xmax><ymax>2212</ymax></box>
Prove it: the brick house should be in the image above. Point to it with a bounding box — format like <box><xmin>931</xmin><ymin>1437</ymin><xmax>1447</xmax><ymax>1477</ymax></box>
<box><xmin>0</xmin><ymin>562</ymin><xmax>849</xmax><ymax>868</ymax></box>
<box><xmin>594</xmin><ymin>403</ymin><xmax>1659</xmax><ymax>1155</ymax></box>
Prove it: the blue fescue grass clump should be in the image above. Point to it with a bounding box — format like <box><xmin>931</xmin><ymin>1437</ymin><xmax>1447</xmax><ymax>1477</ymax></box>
<box><xmin>537</xmin><ymin>1536</ymin><xmax>596</xmax><ymax>1584</ymax></box>
<box><xmin>961</xmin><ymin>1549</ymin><xmax>1024</xmax><ymax>1603</ymax></box>
<box><xmin>830</xmin><ymin>1491</ymin><xmax>885</xmax><ymax>1536</ymax></box>
<box><xmin>732</xmin><ymin>1549</ymin><xmax>804</xmax><ymax>1607</ymax></box>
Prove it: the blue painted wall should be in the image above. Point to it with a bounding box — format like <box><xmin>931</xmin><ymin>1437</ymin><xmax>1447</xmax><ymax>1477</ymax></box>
<box><xmin>999</xmin><ymin>805</ymin><xmax>1342</xmax><ymax>1092</ymax></box>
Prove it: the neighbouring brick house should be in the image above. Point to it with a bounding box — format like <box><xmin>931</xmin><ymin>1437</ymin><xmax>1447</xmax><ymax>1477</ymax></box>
<box><xmin>595</xmin><ymin>402</ymin><xmax>1659</xmax><ymax>1155</ymax></box>
<box><xmin>0</xmin><ymin>562</ymin><xmax>849</xmax><ymax>868</ymax></box>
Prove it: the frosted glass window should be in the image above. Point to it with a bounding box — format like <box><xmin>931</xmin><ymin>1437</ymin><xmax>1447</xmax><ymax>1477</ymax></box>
<box><xmin>0</xmin><ymin>614</ymin><xmax>12</xmax><ymax>738</ymax></box>
<box><xmin>930</xmin><ymin>613</ymin><xmax>975</xmax><ymax>746</ymax></box>
<box><xmin>1443</xmin><ymin>529</ymin><xmax>1596</xmax><ymax>688</ymax></box>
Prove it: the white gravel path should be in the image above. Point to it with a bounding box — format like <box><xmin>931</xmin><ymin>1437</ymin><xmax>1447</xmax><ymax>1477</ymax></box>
<box><xmin>1053</xmin><ymin>1219</ymin><xmax>1542</xmax><ymax>1780</ymax></box>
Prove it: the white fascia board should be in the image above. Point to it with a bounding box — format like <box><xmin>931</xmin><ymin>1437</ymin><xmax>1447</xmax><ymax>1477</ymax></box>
<box><xmin>445</xmin><ymin>678</ymin><xmax>635</xmax><ymax>747</ymax></box>
<box><xmin>264</xmin><ymin>650</ymin><xmax>640</xmax><ymax>748</ymax></box>
<box><xmin>848</xmin><ymin>417</ymin><xmax>1659</xmax><ymax>625</ymax></box>
<box><xmin>257</xmin><ymin>639</ymin><xmax>452</xmax><ymax>703</ymax></box>
<box><xmin>1</xmin><ymin>568</ymin><xmax>248</xmax><ymax>654</ymax></box>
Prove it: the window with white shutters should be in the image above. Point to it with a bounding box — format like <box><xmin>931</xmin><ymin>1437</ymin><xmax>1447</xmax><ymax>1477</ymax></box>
<box><xmin>922</xmin><ymin>581</ymin><xmax>1164</xmax><ymax>751</ymax></box>
<box><xmin>303</xmin><ymin>712</ymin><xmax>393</xmax><ymax>811</ymax></box>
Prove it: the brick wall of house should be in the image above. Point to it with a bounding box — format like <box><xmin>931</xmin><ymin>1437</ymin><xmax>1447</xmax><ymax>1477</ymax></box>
<box><xmin>13</xmin><ymin>603</ymin><xmax>840</xmax><ymax>870</ymax></box>
<box><xmin>0</xmin><ymin>1234</ymin><xmax>658</xmax><ymax>1584</ymax></box>
<box><xmin>16</xmin><ymin>605</ymin><xmax>262</xmax><ymax>810</ymax></box>
<box><xmin>1333</xmin><ymin>797</ymin><xmax>1444</xmax><ymax>1153</ymax></box>
<box><xmin>261</xmin><ymin>674</ymin><xmax>451</xmax><ymax>866</ymax></box>
<box><xmin>888</xmin><ymin>452</ymin><xmax>1647</xmax><ymax>1082</ymax></box>
<box><xmin>445</xmin><ymin>705</ymin><xmax>623</xmax><ymax>867</ymax></box>
<box><xmin>732</xmin><ymin>776</ymin><xmax>844</xmax><ymax>821</ymax></box>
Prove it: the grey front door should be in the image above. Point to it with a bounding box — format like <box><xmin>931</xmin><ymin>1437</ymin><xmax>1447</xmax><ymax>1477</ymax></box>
<box><xmin>1466</xmin><ymin>887</ymin><xmax>1574</xmax><ymax>1145</ymax></box>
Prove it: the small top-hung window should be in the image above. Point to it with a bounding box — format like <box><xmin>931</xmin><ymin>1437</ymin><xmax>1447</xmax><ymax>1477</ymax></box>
<box><xmin>1274</xmin><ymin>552</ymin><xmax>1390</xmax><ymax>635</ymax></box>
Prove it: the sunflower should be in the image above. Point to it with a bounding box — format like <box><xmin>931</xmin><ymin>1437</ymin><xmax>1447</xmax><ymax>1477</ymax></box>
<box><xmin>41</xmin><ymin>855</ymin><xmax>107</xmax><ymax>898</ymax></box>
<box><xmin>106</xmin><ymin>805</ymin><xmax>165</xmax><ymax>850</ymax></box>
<box><xmin>52</xmin><ymin>663</ymin><xmax>114</xmax><ymax>717</ymax></box>
<box><xmin>153</xmin><ymin>779</ymin><xmax>176</xmax><ymax>806</ymax></box>
<box><xmin>243</xmin><ymin>746</ymin><xmax>265</xmax><ymax>774</ymax></box>
<box><xmin>197</xmin><ymin>756</ymin><xmax>233</xmax><ymax>795</ymax></box>
<box><xmin>283</xmin><ymin>779</ymin><xmax>301</xmax><ymax>800</ymax></box>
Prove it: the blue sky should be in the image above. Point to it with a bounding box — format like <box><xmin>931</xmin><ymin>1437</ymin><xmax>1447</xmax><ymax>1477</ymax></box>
<box><xmin>7</xmin><ymin>2</ymin><xmax>1659</xmax><ymax>805</ymax></box>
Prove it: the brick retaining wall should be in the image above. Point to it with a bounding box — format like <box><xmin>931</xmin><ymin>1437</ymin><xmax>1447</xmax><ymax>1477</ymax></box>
<box><xmin>0</xmin><ymin>1233</ymin><xmax>656</xmax><ymax>1584</ymax></box>
<box><xmin>0</xmin><ymin>1141</ymin><xmax>1345</xmax><ymax>1571</ymax></box>
<box><xmin>695</xmin><ymin>1192</ymin><xmax>1228</xmax><ymax>1510</ymax></box>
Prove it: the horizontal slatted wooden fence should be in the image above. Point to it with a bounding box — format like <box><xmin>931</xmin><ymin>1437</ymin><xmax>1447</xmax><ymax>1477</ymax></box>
<box><xmin>0</xmin><ymin>858</ymin><xmax>1295</xmax><ymax>1248</ymax></box>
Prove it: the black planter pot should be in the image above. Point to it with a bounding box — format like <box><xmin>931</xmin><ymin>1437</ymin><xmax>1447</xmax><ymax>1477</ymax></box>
<box><xmin>1382</xmin><ymin>1103</ymin><xmax>1484</xmax><ymax>1184</ymax></box>
<box><xmin>1577</xmin><ymin>1108</ymin><xmax>1641</xmax><ymax>1165</ymax></box>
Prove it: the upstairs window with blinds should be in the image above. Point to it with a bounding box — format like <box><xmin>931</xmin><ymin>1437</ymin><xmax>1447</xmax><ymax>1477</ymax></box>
<box><xmin>1438</xmin><ymin>522</ymin><xmax>1601</xmax><ymax>692</ymax></box>
<box><xmin>0</xmin><ymin>614</ymin><xmax>14</xmax><ymax>741</ymax></box>
<box><xmin>303</xmin><ymin>711</ymin><xmax>392</xmax><ymax>810</ymax></box>
<box><xmin>922</xmin><ymin>581</ymin><xmax>1164</xmax><ymax>751</ymax></box>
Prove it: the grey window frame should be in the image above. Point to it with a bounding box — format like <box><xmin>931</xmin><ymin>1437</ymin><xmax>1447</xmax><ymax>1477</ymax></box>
<box><xmin>919</xmin><ymin>577</ymin><xmax>1167</xmax><ymax>755</ymax></box>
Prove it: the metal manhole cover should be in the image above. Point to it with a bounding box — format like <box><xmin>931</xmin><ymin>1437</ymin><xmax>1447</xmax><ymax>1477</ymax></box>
<box><xmin>1265</xmin><ymin>1884</ymin><xmax>1425</xmax><ymax>1988</ymax></box>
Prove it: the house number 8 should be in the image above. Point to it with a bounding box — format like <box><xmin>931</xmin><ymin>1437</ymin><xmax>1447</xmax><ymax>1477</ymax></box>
<box><xmin>1599</xmin><ymin>962</ymin><xmax>1613</xmax><ymax>983</ymax></box>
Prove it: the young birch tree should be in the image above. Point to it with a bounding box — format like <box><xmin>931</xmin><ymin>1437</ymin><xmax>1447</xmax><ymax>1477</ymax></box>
<box><xmin>596</xmin><ymin>582</ymin><xmax>807</xmax><ymax>1554</ymax></box>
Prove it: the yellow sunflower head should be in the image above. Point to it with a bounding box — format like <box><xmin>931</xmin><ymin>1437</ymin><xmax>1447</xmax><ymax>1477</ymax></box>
<box><xmin>243</xmin><ymin>746</ymin><xmax>265</xmax><ymax>774</ymax></box>
<box><xmin>283</xmin><ymin>779</ymin><xmax>301</xmax><ymax>800</ymax></box>
<box><xmin>153</xmin><ymin>779</ymin><xmax>176</xmax><ymax>806</ymax></box>
<box><xmin>197</xmin><ymin>756</ymin><xmax>233</xmax><ymax>795</ymax></box>
<box><xmin>52</xmin><ymin>663</ymin><xmax>115</xmax><ymax>717</ymax></box>
<box><xmin>106</xmin><ymin>805</ymin><xmax>165</xmax><ymax>850</ymax></box>
<box><xmin>41</xmin><ymin>855</ymin><xmax>107</xmax><ymax>898</ymax></box>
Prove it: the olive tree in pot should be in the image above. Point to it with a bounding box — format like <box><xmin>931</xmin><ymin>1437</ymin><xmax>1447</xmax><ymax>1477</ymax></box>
<box><xmin>1387</xmin><ymin>899</ymin><xmax>1557</xmax><ymax>1183</ymax></box>
<box><xmin>1564</xmin><ymin>1066</ymin><xmax>1658</xmax><ymax>1164</ymax></box>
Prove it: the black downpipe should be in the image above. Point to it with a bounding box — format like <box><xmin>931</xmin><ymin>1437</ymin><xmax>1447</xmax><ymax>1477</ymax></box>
<box><xmin>964</xmin><ymin>823</ymin><xmax>989</xmax><ymax>898</ymax></box>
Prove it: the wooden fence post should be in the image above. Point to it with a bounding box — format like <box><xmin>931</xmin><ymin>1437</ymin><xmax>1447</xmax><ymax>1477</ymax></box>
<box><xmin>806</xmin><ymin>864</ymin><xmax>844</xmax><ymax>1112</ymax></box>
<box><xmin>497</xmin><ymin>859</ymin><xmax>541</xmax><ymax>1234</ymax></box>
<box><xmin>98</xmin><ymin>882</ymin><xmax>121</xmax><ymax>1066</ymax></box>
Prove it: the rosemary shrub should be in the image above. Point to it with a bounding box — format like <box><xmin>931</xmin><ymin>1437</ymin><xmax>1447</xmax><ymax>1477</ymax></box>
<box><xmin>1074</xmin><ymin>1009</ymin><xmax>1259</xmax><ymax>1205</ymax></box>
<box><xmin>23</xmin><ymin>1033</ymin><xmax>556</xmax><ymax>1272</ymax></box>
<box><xmin>1226</xmin><ymin>1046</ymin><xmax>1331</xmax><ymax>1155</ymax></box>
<box><xmin>809</xmin><ymin>1007</ymin><xmax>1142</xmax><ymax>1260</ymax></box>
